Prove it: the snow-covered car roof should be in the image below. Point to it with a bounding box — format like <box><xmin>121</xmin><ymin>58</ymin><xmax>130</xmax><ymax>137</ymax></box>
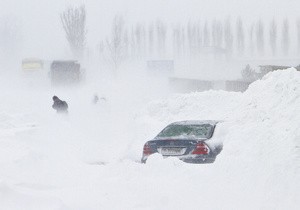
<box><xmin>169</xmin><ymin>120</ymin><xmax>221</xmax><ymax>126</ymax></box>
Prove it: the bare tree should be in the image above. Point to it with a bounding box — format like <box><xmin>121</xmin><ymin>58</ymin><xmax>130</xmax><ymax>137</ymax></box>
<box><xmin>236</xmin><ymin>17</ymin><xmax>245</xmax><ymax>55</ymax></box>
<box><xmin>241</xmin><ymin>64</ymin><xmax>257</xmax><ymax>81</ymax></box>
<box><xmin>106</xmin><ymin>15</ymin><xmax>126</xmax><ymax>73</ymax></box>
<box><xmin>181</xmin><ymin>27</ymin><xmax>186</xmax><ymax>56</ymax></box>
<box><xmin>148</xmin><ymin>23</ymin><xmax>154</xmax><ymax>56</ymax></box>
<box><xmin>187</xmin><ymin>21</ymin><xmax>197</xmax><ymax>55</ymax></box>
<box><xmin>0</xmin><ymin>16</ymin><xmax>22</xmax><ymax>70</ymax></box>
<box><xmin>135</xmin><ymin>24</ymin><xmax>142</xmax><ymax>58</ymax></box>
<box><xmin>297</xmin><ymin>19</ymin><xmax>300</xmax><ymax>54</ymax></box>
<box><xmin>129</xmin><ymin>27</ymin><xmax>136</xmax><ymax>58</ymax></box>
<box><xmin>203</xmin><ymin>21</ymin><xmax>210</xmax><ymax>46</ymax></box>
<box><xmin>173</xmin><ymin>24</ymin><xmax>186</xmax><ymax>57</ymax></box>
<box><xmin>256</xmin><ymin>19</ymin><xmax>265</xmax><ymax>56</ymax></box>
<box><xmin>248</xmin><ymin>23</ymin><xmax>255</xmax><ymax>56</ymax></box>
<box><xmin>0</xmin><ymin>17</ymin><xmax>21</xmax><ymax>60</ymax></box>
<box><xmin>156</xmin><ymin>20</ymin><xmax>167</xmax><ymax>56</ymax></box>
<box><xmin>281</xmin><ymin>18</ymin><xmax>289</xmax><ymax>56</ymax></box>
<box><xmin>187</xmin><ymin>21</ymin><xmax>193</xmax><ymax>55</ymax></box>
<box><xmin>224</xmin><ymin>17</ymin><xmax>233</xmax><ymax>57</ymax></box>
<box><xmin>212</xmin><ymin>19</ymin><xmax>223</xmax><ymax>47</ymax></box>
<box><xmin>173</xmin><ymin>25</ymin><xmax>182</xmax><ymax>57</ymax></box>
<box><xmin>60</xmin><ymin>5</ymin><xmax>87</xmax><ymax>60</ymax></box>
<box><xmin>269</xmin><ymin>19</ymin><xmax>277</xmax><ymax>56</ymax></box>
<box><xmin>195</xmin><ymin>21</ymin><xmax>202</xmax><ymax>53</ymax></box>
<box><xmin>211</xmin><ymin>19</ymin><xmax>217</xmax><ymax>46</ymax></box>
<box><xmin>134</xmin><ymin>23</ymin><xmax>146</xmax><ymax>59</ymax></box>
<box><xmin>97</xmin><ymin>41</ymin><xmax>105</xmax><ymax>61</ymax></box>
<box><xmin>123</xmin><ymin>29</ymin><xmax>129</xmax><ymax>59</ymax></box>
<box><xmin>216</xmin><ymin>21</ymin><xmax>223</xmax><ymax>48</ymax></box>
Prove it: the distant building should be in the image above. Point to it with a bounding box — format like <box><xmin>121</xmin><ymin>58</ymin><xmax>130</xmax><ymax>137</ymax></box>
<box><xmin>259</xmin><ymin>65</ymin><xmax>291</xmax><ymax>75</ymax></box>
<box><xmin>169</xmin><ymin>77</ymin><xmax>251</xmax><ymax>93</ymax></box>
<box><xmin>200</xmin><ymin>46</ymin><xmax>228</xmax><ymax>55</ymax></box>
<box><xmin>199</xmin><ymin>46</ymin><xmax>229</xmax><ymax>59</ymax></box>
<box><xmin>147</xmin><ymin>60</ymin><xmax>174</xmax><ymax>76</ymax></box>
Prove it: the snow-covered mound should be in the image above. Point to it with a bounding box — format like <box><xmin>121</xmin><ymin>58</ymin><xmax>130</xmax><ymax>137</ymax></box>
<box><xmin>134</xmin><ymin>68</ymin><xmax>300</xmax><ymax>209</ymax></box>
<box><xmin>0</xmin><ymin>68</ymin><xmax>299</xmax><ymax>209</ymax></box>
<box><xmin>217</xmin><ymin>69</ymin><xmax>300</xmax><ymax>209</ymax></box>
<box><xmin>0</xmin><ymin>181</ymin><xmax>65</xmax><ymax>210</ymax></box>
<box><xmin>223</xmin><ymin>68</ymin><xmax>300</xmax><ymax>168</ymax></box>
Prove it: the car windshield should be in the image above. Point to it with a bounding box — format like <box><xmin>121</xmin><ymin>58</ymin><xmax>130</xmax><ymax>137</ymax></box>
<box><xmin>156</xmin><ymin>124</ymin><xmax>214</xmax><ymax>139</ymax></box>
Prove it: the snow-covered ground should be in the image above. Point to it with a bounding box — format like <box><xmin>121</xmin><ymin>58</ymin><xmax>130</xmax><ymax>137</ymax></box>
<box><xmin>0</xmin><ymin>68</ymin><xmax>299</xmax><ymax>210</ymax></box>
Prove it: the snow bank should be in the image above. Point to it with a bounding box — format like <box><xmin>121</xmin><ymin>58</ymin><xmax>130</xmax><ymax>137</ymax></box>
<box><xmin>0</xmin><ymin>68</ymin><xmax>299</xmax><ymax>209</ymax></box>
<box><xmin>0</xmin><ymin>181</ymin><xmax>65</xmax><ymax>210</ymax></box>
<box><xmin>215</xmin><ymin>68</ymin><xmax>300</xmax><ymax>209</ymax></box>
<box><xmin>134</xmin><ymin>68</ymin><xmax>300</xmax><ymax>209</ymax></box>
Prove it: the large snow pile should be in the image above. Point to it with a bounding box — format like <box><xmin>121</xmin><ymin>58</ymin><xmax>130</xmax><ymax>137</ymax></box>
<box><xmin>133</xmin><ymin>68</ymin><xmax>300</xmax><ymax>209</ymax></box>
<box><xmin>0</xmin><ymin>68</ymin><xmax>299</xmax><ymax>209</ymax></box>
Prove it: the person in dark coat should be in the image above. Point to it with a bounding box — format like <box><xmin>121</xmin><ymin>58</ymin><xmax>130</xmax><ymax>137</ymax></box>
<box><xmin>93</xmin><ymin>94</ymin><xmax>99</xmax><ymax>104</ymax></box>
<box><xmin>52</xmin><ymin>95</ymin><xmax>68</xmax><ymax>113</ymax></box>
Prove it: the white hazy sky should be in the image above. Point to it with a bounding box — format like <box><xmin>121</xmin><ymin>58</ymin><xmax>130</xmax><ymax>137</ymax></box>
<box><xmin>2</xmin><ymin>0</ymin><xmax>297</xmax><ymax>18</ymax></box>
<box><xmin>1</xmin><ymin>0</ymin><xmax>300</xmax><ymax>58</ymax></box>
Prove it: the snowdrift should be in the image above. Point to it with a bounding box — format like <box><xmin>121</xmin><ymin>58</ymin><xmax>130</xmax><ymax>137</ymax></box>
<box><xmin>0</xmin><ymin>68</ymin><xmax>299</xmax><ymax>209</ymax></box>
<box><xmin>133</xmin><ymin>68</ymin><xmax>300</xmax><ymax>209</ymax></box>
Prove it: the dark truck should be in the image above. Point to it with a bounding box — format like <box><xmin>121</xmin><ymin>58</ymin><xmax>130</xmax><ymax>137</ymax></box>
<box><xmin>50</xmin><ymin>60</ymin><xmax>81</xmax><ymax>85</ymax></box>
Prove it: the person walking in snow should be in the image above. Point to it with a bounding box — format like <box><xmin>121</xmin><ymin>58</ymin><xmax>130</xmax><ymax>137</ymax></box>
<box><xmin>92</xmin><ymin>94</ymin><xmax>107</xmax><ymax>104</ymax></box>
<box><xmin>52</xmin><ymin>95</ymin><xmax>68</xmax><ymax>113</ymax></box>
<box><xmin>93</xmin><ymin>94</ymin><xmax>99</xmax><ymax>104</ymax></box>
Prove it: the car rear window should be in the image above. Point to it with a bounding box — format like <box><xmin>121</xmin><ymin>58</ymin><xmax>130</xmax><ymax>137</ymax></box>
<box><xmin>156</xmin><ymin>124</ymin><xmax>214</xmax><ymax>139</ymax></box>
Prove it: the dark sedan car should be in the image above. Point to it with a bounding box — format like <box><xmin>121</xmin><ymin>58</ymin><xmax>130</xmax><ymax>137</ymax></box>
<box><xmin>141</xmin><ymin>120</ymin><xmax>223</xmax><ymax>164</ymax></box>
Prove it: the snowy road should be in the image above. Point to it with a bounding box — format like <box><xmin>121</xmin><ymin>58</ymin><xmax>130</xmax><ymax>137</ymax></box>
<box><xmin>0</xmin><ymin>69</ymin><xmax>299</xmax><ymax>210</ymax></box>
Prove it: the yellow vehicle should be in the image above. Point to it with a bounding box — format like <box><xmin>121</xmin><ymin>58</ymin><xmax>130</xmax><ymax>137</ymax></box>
<box><xmin>22</xmin><ymin>58</ymin><xmax>44</xmax><ymax>71</ymax></box>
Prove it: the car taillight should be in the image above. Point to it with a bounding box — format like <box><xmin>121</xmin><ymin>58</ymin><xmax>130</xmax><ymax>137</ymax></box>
<box><xmin>143</xmin><ymin>143</ymin><xmax>153</xmax><ymax>155</ymax></box>
<box><xmin>192</xmin><ymin>142</ymin><xmax>209</xmax><ymax>155</ymax></box>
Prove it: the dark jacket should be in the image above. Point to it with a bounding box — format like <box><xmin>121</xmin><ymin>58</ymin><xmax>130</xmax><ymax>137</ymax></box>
<box><xmin>52</xmin><ymin>96</ymin><xmax>68</xmax><ymax>113</ymax></box>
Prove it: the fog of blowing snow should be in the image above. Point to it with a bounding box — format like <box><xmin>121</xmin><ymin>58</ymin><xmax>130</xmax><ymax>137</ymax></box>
<box><xmin>0</xmin><ymin>0</ymin><xmax>299</xmax><ymax>209</ymax></box>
